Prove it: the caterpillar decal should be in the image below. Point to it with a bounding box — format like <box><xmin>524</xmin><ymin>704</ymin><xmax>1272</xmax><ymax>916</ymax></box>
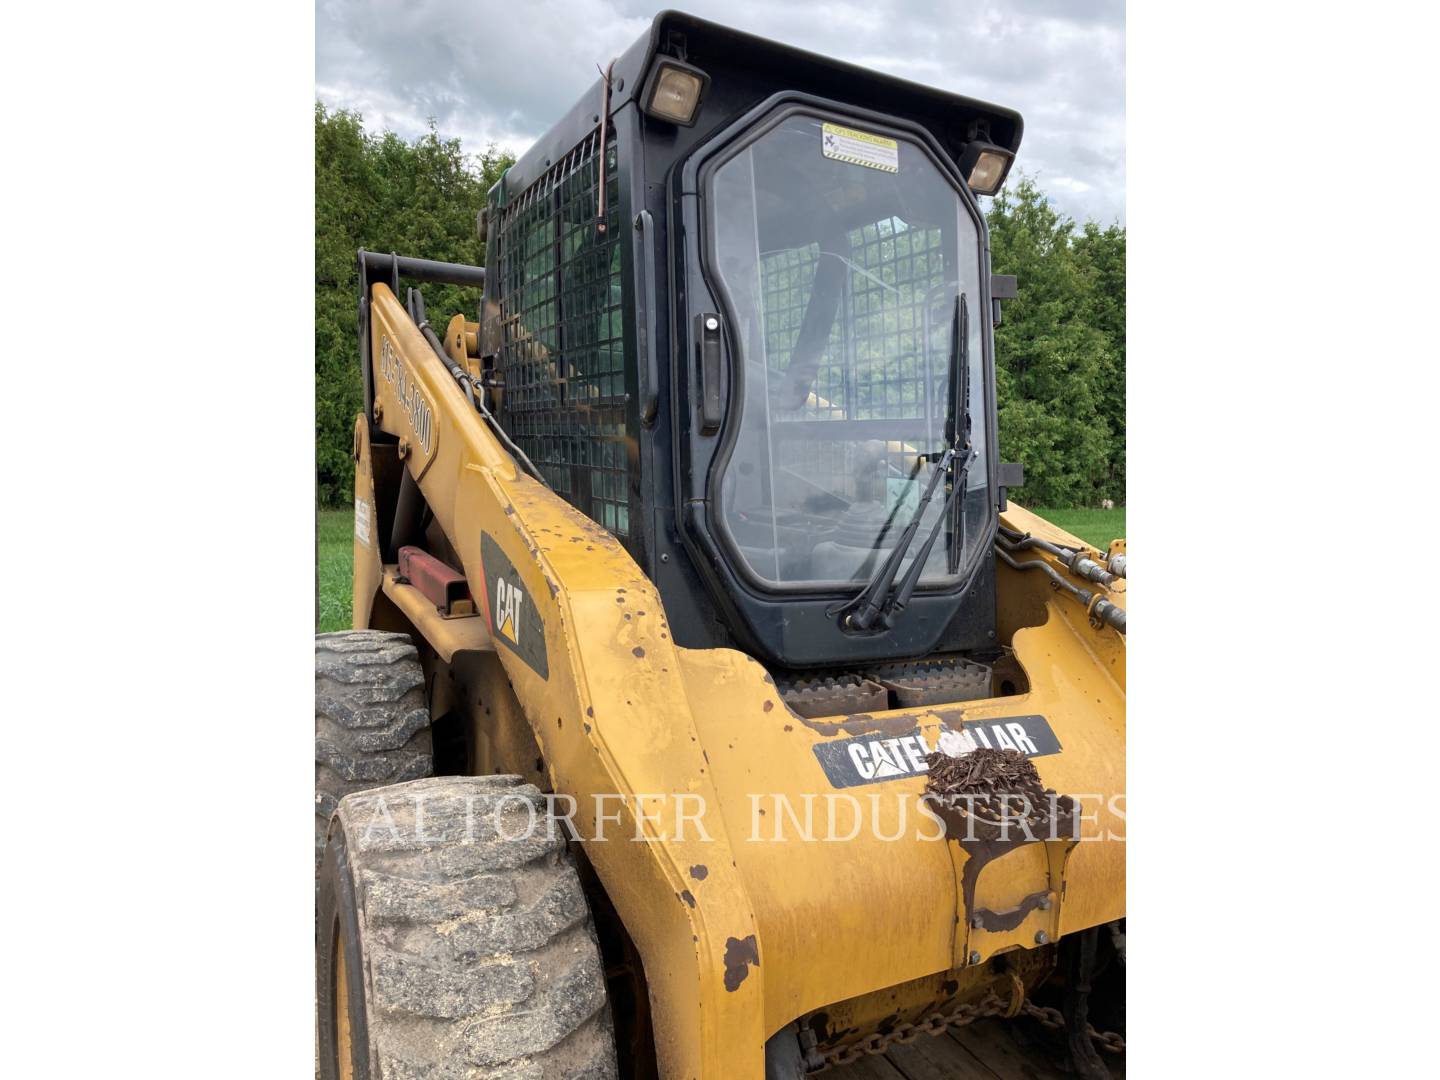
<box><xmin>479</xmin><ymin>532</ymin><xmax>549</xmax><ymax>679</ymax></box>
<box><xmin>812</xmin><ymin>715</ymin><xmax>1062</xmax><ymax>789</ymax></box>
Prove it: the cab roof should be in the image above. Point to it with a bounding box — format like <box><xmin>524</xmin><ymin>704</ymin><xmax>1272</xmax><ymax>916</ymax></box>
<box><xmin>498</xmin><ymin>9</ymin><xmax>1024</xmax><ymax>201</ymax></box>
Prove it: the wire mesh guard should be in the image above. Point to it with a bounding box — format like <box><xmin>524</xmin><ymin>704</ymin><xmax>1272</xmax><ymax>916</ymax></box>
<box><xmin>760</xmin><ymin>217</ymin><xmax>949</xmax><ymax>504</ymax></box>
<box><xmin>491</xmin><ymin>130</ymin><xmax>632</xmax><ymax>540</ymax></box>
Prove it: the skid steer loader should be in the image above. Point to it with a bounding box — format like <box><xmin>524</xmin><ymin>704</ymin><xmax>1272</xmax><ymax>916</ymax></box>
<box><xmin>316</xmin><ymin>11</ymin><xmax>1125</xmax><ymax>1079</ymax></box>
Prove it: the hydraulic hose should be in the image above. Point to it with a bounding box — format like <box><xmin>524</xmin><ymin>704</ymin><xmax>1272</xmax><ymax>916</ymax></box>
<box><xmin>997</xmin><ymin>527</ymin><xmax>1120</xmax><ymax>589</ymax></box>
<box><xmin>414</xmin><ymin>318</ymin><xmax>549</xmax><ymax>488</ymax></box>
<box><xmin>995</xmin><ymin>547</ymin><xmax>1127</xmax><ymax>633</ymax></box>
<box><xmin>403</xmin><ymin>286</ymin><xmax>549</xmax><ymax>488</ymax></box>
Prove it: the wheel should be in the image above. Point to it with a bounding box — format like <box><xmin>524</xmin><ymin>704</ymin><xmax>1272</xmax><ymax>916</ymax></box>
<box><xmin>316</xmin><ymin>631</ymin><xmax>434</xmax><ymax>866</ymax></box>
<box><xmin>317</xmin><ymin>776</ymin><xmax>619</xmax><ymax>1079</ymax></box>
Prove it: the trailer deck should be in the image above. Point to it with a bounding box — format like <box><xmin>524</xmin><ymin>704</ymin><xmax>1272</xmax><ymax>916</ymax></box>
<box><xmin>827</xmin><ymin>1016</ymin><xmax>1125</xmax><ymax>1079</ymax></box>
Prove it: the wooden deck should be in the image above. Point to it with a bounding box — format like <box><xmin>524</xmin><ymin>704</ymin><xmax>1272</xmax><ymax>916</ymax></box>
<box><xmin>825</xmin><ymin>1017</ymin><xmax>1125</xmax><ymax>1079</ymax></box>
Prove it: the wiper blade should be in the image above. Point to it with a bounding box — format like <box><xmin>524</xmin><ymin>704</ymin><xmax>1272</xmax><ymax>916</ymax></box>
<box><xmin>947</xmin><ymin>293</ymin><xmax>970</xmax><ymax>574</ymax></box>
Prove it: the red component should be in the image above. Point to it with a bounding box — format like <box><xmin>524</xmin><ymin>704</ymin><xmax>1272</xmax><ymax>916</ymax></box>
<box><xmin>397</xmin><ymin>546</ymin><xmax>475</xmax><ymax>616</ymax></box>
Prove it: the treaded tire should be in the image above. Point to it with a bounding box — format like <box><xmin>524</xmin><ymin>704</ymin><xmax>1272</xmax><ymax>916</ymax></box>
<box><xmin>316</xmin><ymin>631</ymin><xmax>434</xmax><ymax>865</ymax></box>
<box><xmin>317</xmin><ymin>776</ymin><xmax>619</xmax><ymax>1080</ymax></box>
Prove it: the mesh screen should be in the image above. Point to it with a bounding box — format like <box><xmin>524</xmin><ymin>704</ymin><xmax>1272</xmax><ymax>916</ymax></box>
<box><xmin>492</xmin><ymin>130</ymin><xmax>632</xmax><ymax>538</ymax></box>
<box><xmin>759</xmin><ymin>217</ymin><xmax>948</xmax><ymax>503</ymax></box>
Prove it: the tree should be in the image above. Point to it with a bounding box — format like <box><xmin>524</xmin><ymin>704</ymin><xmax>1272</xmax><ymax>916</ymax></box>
<box><xmin>314</xmin><ymin>103</ymin><xmax>514</xmax><ymax>506</ymax></box>
<box><xmin>1072</xmin><ymin>220</ymin><xmax>1126</xmax><ymax>499</ymax></box>
<box><xmin>987</xmin><ymin>175</ymin><xmax>1125</xmax><ymax>506</ymax></box>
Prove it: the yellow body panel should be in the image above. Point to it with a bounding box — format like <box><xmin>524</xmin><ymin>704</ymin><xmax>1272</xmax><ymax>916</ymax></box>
<box><xmin>355</xmin><ymin>283</ymin><xmax>1126</xmax><ymax>1078</ymax></box>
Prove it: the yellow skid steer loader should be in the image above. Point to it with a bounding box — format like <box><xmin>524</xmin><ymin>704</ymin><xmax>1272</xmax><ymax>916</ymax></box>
<box><xmin>316</xmin><ymin>11</ymin><xmax>1125</xmax><ymax>1079</ymax></box>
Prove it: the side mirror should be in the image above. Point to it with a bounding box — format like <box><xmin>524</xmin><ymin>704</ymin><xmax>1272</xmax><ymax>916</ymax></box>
<box><xmin>991</xmin><ymin>274</ymin><xmax>1017</xmax><ymax>325</ymax></box>
<box><xmin>998</xmin><ymin>461</ymin><xmax>1024</xmax><ymax>511</ymax></box>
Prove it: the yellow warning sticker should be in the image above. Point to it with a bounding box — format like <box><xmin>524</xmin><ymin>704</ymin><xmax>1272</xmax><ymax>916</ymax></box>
<box><xmin>821</xmin><ymin>122</ymin><xmax>899</xmax><ymax>173</ymax></box>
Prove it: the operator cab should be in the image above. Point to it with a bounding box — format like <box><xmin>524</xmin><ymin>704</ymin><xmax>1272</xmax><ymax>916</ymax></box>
<box><xmin>481</xmin><ymin>10</ymin><xmax>1023</xmax><ymax>673</ymax></box>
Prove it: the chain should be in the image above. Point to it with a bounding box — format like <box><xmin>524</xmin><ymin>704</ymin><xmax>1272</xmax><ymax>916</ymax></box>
<box><xmin>1020</xmin><ymin>1001</ymin><xmax>1127</xmax><ymax>1054</ymax></box>
<box><xmin>809</xmin><ymin>995</ymin><xmax>1126</xmax><ymax>1072</ymax></box>
<box><xmin>813</xmin><ymin>994</ymin><xmax>1006</xmax><ymax>1071</ymax></box>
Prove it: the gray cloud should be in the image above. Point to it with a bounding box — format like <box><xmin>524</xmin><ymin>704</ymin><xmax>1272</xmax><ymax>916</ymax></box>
<box><xmin>317</xmin><ymin>0</ymin><xmax>1124</xmax><ymax>224</ymax></box>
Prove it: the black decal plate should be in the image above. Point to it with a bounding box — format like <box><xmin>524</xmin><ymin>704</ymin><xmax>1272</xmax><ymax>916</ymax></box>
<box><xmin>812</xmin><ymin>715</ymin><xmax>1061</xmax><ymax>789</ymax></box>
<box><xmin>480</xmin><ymin>533</ymin><xmax>548</xmax><ymax>679</ymax></box>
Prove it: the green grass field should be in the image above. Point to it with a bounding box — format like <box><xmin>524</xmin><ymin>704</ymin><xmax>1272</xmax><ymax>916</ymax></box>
<box><xmin>317</xmin><ymin>509</ymin><xmax>355</xmax><ymax>633</ymax></box>
<box><xmin>1029</xmin><ymin>507</ymin><xmax>1126</xmax><ymax>550</ymax></box>
<box><xmin>315</xmin><ymin>506</ymin><xmax>1124</xmax><ymax>631</ymax></box>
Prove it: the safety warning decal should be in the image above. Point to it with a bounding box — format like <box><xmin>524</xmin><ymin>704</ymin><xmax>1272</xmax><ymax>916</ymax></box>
<box><xmin>354</xmin><ymin>498</ymin><xmax>371</xmax><ymax>547</ymax></box>
<box><xmin>821</xmin><ymin>122</ymin><xmax>899</xmax><ymax>173</ymax></box>
<box><xmin>812</xmin><ymin>716</ymin><xmax>1061</xmax><ymax>789</ymax></box>
<box><xmin>480</xmin><ymin>533</ymin><xmax>549</xmax><ymax>679</ymax></box>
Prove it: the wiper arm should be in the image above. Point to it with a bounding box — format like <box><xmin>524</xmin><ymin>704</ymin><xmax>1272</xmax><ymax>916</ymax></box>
<box><xmin>889</xmin><ymin>444</ymin><xmax>973</xmax><ymax>619</ymax></box>
<box><xmin>838</xmin><ymin>293</ymin><xmax>973</xmax><ymax>633</ymax></box>
<box><xmin>842</xmin><ymin>447</ymin><xmax>955</xmax><ymax>632</ymax></box>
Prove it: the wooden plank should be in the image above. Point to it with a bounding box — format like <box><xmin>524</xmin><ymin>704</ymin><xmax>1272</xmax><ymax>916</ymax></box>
<box><xmin>829</xmin><ymin>1018</ymin><xmax>1124</xmax><ymax>1080</ymax></box>
<box><xmin>824</xmin><ymin>1052</ymin><xmax>910</xmax><ymax>1080</ymax></box>
<box><xmin>882</xmin><ymin>1028</ymin><xmax>1002</xmax><ymax>1080</ymax></box>
<box><xmin>949</xmin><ymin>1018</ymin><xmax>1067</xmax><ymax>1078</ymax></box>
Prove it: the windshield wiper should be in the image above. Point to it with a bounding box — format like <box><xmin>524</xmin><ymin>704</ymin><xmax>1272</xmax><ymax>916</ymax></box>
<box><xmin>841</xmin><ymin>446</ymin><xmax>956</xmax><ymax>632</ymax></box>
<box><xmin>839</xmin><ymin>294</ymin><xmax>973</xmax><ymax>633</ymax></box>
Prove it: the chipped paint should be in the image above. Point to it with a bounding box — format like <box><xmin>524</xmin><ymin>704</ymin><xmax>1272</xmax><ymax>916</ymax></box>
<box><xmin>722</xmin><ymin>935</ymin><xmax>759</xmax><ymax>992</ymax></box>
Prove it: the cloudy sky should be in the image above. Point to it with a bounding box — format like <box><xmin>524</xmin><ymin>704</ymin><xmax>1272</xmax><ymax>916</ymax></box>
<box><xmin>317</xmin><ymin>0</ymin><xmax>1125</xmax><ymax>225</ymax></box>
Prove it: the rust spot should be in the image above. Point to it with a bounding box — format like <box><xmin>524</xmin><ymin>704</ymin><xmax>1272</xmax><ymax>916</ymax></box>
<box><xmin>583</xmin><ymin>722</ymin><xmax>592</xmax><ymax>734</ymax></box>
<box><xmin>762</xmin><ymin>700</ymin><xmax>774</xmax><ymax>713</ymax></box>
<box><xmin>679</xmin><ymin>889</ymin><xmax>696</xmax><ymax>908</ymax></box>
<box><xmin>632</xmin><ymin>646</ymin><xmax>645</xmax><ymax>658</ymax></box>
<box><xmin>722</xmin><ymin>935</ymin><xmax>759</xmax><ymax>992</ymax></box>
<box><xmin>797</xmin><ymin>711</ymin><xmax>919</xmax><ymax>738</ymax></box>
<box><xmin>783</xmin><ymin>724</ymin><xmax>794</xmax><ymax>732</ymax></box>
<box><xmin>689</xmin><ymin>864</ymin><xmax>709</xmax><ymax>880</ymax></box>
<box><xmin>972</xmin><ymin>890</ymin><xmax>1051</xmax><ymax>932</ymax></box>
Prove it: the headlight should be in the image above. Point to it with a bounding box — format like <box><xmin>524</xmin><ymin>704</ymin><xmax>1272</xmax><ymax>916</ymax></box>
<box><xmin>959</xmin><ymin>141</ymin><xmax>1014</xmax><ymax>196</ymax></box>
<box><xmin>641</xmin><ymin>59</ymin><xmax>710</xmax><ymax>126</ymax></box>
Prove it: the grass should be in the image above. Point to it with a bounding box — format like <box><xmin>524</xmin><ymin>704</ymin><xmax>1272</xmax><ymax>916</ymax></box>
<box><xmin>317</xmin><ymin>509</ymin><xmax>355</xmax><ymax>633</ymax></box>
<box><xmin>1029</xmin><ymin>507</ymin><xmax>1126</xmax><ymax>550</ymax></box>
<box><xmin>313</xmin><ymin>504</ymin><xmax>1126</xmax><ymax>631</ymax></box>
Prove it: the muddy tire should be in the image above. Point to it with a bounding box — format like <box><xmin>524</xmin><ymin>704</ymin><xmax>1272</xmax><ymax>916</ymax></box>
<box><xmin>317</xmin><ymin>776</ymin><xmax>619</xmax><ymax>1080</ymax></box>
<box><xmin>316</xmin><ymin>631</ymin><xmax>434</xmax><ymax>866</ymax></box>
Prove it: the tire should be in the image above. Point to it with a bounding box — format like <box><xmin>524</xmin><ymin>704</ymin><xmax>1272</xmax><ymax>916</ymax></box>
<box><xmin>317</xmin><ymin>776</ymin><xmax>619</xmax><ymax>1080</ymax></box>
<box><xmin>316</xmin><ymin>631</ymin><xmax>435</xmax><ymax>866</ymax></box>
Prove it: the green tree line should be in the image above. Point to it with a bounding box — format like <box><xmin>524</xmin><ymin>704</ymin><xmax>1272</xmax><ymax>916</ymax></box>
<box><xmin>987</xmin><ymin>175</ymin><xmax>1125</xmax><ymax>506</ymax></box>
<box><xmin>315</xmin><ymin>106</ymin><xmax>1124</xmax><ymax>508</ymax></box>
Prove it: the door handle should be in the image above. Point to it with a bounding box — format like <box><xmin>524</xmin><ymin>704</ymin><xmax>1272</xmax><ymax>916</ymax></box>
<box><xmin>634</xmin><ymin>210</ymin><xmax>660</xmax><ymax>426</ymax></box>
<box><xmin>695</xmin><ymin>312</ymin><xmax>724</xmax><ymax>433</ymax></box>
